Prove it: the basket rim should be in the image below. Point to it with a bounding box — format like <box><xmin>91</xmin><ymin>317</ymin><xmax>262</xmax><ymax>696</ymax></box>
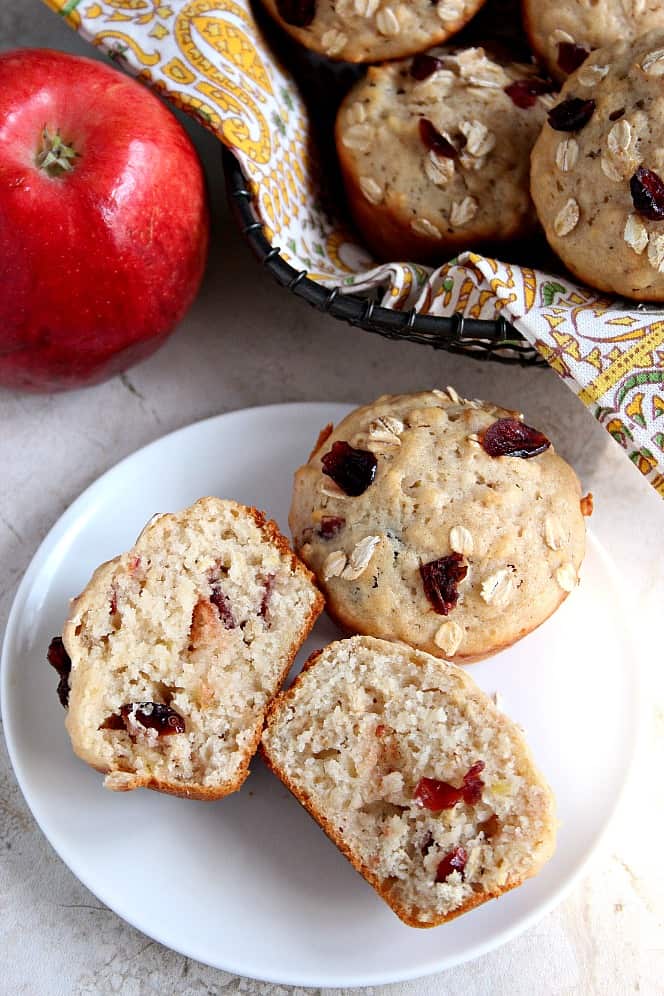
<box><xmin>222</xmin><ymin>148</ymin><xmax>546</xmax><ymax>366</ymax></box>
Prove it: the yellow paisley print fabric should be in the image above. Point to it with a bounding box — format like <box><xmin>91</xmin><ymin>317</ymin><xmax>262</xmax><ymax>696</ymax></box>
<box><xmin>44</xmin><ymin>0</ymin><xmax>664</xmax><ymax>497</ymax></box>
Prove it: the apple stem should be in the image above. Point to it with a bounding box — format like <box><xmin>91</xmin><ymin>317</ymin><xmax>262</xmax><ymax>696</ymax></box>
<box><xmin>36</xmin><ymin>127</ymin><xmax>78</xmax><ymax>178</ymax></box>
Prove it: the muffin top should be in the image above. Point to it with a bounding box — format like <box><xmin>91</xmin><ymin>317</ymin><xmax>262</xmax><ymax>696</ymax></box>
<box><xmin>523</xmin><ymin>0</ymin><xmax>664</xmax><ymax>81</ymax></box>
<box><xmin>531</xmin><ymin>30</ymin><xmax>664</xmax><ymax>301</ymax></box>
<box><xmin>261</xmin><ymin>0</ymin><xmax>488</xmax><ymax>63</ymax></box>
<box><xmin>336</xmin><ymin>47</ymin><xmax>555</xmax><ymax>260</ymax></box>
<box><xmin>289</xmin><ymin>389</ymin><xmax>587</xmax><ymax>661</ymax></box>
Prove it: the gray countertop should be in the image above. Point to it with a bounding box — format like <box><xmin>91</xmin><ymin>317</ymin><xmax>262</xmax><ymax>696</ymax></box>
<box><xmin>1</xmin><ymin>4</ymin><xmax>663</xmax><ymax>994</ymax></box>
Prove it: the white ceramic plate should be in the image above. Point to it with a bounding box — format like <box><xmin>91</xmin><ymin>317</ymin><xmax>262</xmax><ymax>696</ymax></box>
<box><xmin>2</xmin><ymin>403</ymin><xmax>639</xmax><ymax>987</ymax></box>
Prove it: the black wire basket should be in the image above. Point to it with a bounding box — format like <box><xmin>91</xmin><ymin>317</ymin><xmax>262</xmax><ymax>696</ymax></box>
<box><xmin>223</xmin><ymin>148</ymin><xmax>546</xmax><ymax>367</ymax></box>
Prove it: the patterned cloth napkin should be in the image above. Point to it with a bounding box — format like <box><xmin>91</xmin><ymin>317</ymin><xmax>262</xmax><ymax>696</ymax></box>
<box><xmin>44</xmin><ymin>0</ymin><xmax>664</xmax><ymax>497</ymax></box>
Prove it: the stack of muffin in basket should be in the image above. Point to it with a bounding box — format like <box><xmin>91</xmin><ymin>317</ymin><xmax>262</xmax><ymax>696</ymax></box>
<box><xmin>49</xmin><ymin>389</ymin><xmax>593</xmax><ymax>927</ymax></box>
<box><xmin>260</xmin><ymin>0</ymin><xmax>664</xmax><ymax>302</ymax></box>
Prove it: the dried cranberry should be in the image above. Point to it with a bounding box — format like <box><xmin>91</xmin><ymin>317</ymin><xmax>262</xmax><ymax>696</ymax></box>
<box><xmin>47</xmin><ymin>636</ymin><xmax>71</xmax><ymax>709</ymax></box>
<box><xmin>210</xmin><ymin>586</ymin><xmax>236</xmax><ymax>629</ymax></box>
<box><xmin>504</xmin><ymin>78</ymin><xmax>556</xmax><ymax>109</ymax></box>
<box><xmin>461</xmin><ymin>761</ymin><xmax>486</xmax><ymax>804</ymax></box>
<box><xmin>547</xmin><ymin>97</ymin><xmax>595</xmax><ymax>131</ymax></box>
<box><xmin>120</xmin><ymin>702</ymin><xmax>185</xmax><ymax>735</ymax></box>
<box><xmin>276</xmin><ymin>0</ymin><xmax>315</xmax><ymax>27</ymax></box>
<box><xmin>414</xmin><ymin>762</ymin><xmax>485</xmax><ymax>811</ymax></box>
<box><xmin>420</xmin><ymin>553</ymin><xmax>467</xmax><ymax>615</ymax></box>
<box><xmin>630</xmin><ymin>167</ymin><xmax>664</xmax><ymax>221</ymax></box>
<box><xmin>556</xmin><ymin>41</ymin><xmax>590</xmax><ymax>75</ymax></box>
<box><xmin>318</xmin><ymin>515</ymin><xmax>345</xmax><ymax>539</ymax></box>
<box><xmin>480</xmin><ymin>418</ymin><xmax>550</xmax><ymax>458</ymax></box>
<box><xmin>414</xmin><ymin>777</ymin><xmax>464</xmax><ymax>810</ymax></box>
<box><xmin>410</xmin><ymin>53</ymin><xmax>444</xmax><ymax>81</ymax></box>
<box><xmin>435</xmin><ymin>847</ymin><xmax>468</xmax><ymax>883</ymax></box>
<box><xmin>260</xmin><ymin>573</ymin><xmax>275</xmax><ymax>619</ymax></box>
<box><xmin>419</xmin><ymin>118</ymin><xmax>456</xmax><ymax>159</ymax></box>
<box><xmin>100</xmin><ymin>713</ymin><xmax>126</xmax><ymax>730</ymax></box>
<box><xmin>109</xmin><ymin>591</ymin><xmax>118</xmax><ymax>615</ymax></box>
<box><xmin>479</xmin><ymin>813</ymin><xmax>501</xmax><ymax>839</ymax></box>
<box><xmin>321</xmin><ymin>441</ymin><xmax>377</xmax><ymax>496</ymax></box>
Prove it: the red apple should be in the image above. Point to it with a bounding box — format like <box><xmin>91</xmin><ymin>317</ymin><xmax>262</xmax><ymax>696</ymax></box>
<box><xmin>0</xmin><ymin>49</ymin><xmax>209</xmax><ymax>392</ymax></box>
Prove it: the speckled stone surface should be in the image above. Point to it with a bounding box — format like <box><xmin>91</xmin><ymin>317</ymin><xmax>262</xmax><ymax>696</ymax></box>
<box><xmin>1</xmin><ymin>4</ymin><xmax>663</xmax><ymax>994</ymax></box>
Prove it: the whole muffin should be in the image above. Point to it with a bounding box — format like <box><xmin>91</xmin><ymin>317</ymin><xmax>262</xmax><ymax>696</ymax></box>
<box><xmin>260</xmin><ymin>0</ymin><xmax>488</xmax><ymax>63</ymax></box>
<box><xmin>335</xmin><ymin>47</ymin><xmax>555</xmax><ymax>263</ymax></box>
<box><xmin>289</xmin><ymin>390</ymin><xmax>589</xmax><ymax>663</ymax></box>
<box><xmin>531</xmin><ymin>31</ymin><xmax>664</xmax><ymax>301</ymax></box>
<box><xmin>522</xmin><ymin>0</ymin><xmax>664</xmax><ymax>82</ymax></box>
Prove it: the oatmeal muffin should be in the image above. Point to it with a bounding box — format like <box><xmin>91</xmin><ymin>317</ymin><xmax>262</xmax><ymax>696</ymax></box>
<box><xmin>50</xmin><ymin>498</ymin><xmax>323</xmax><ymax>798</ymax></box>
<box><xmin>335</xmin><ymin>47</ymin><xmax>556</xmax><ymax>263</ymax></box>
<box><xmin>289</xmin><ymin>390</ymin><xmax>590</xmax><ymax>662</ymax></box>
<box><xmin>260</xmin><ymin>0</ymin><xmax>488</xmax><ymax>63</ymax></box>
<box><xmin>262</xmin><ymin>635</ymin><xmax>557</xmax><ymax>927</ymax></box>
<box><xmin>531</xmin><ymin>31</ymin><xmax>664</xmax><ymax>301</ymax></box>
<box><xmin>523</xmin><ymin>0</ymin><xmax>664</xmax><ymax>82</ymax></box>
